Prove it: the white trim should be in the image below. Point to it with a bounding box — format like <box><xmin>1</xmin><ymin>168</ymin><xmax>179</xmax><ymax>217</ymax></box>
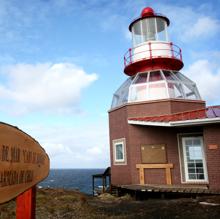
<box><xmin>128</xmin><ymin>117</ymin><xmax>220</xmax><ymax>127</ymax></box>
<box><xmin>182</xmin><ymin>136</ymin><xmax>208</xmax><ymax>183</ymax></box>
<box><xmin>128</xmin><ymin>120</ymin><xmax>171</xmax><ymax>126</ymax></box>
<box><xmin>154</xmin><ymin>17</ymin><xmax>158</xmax><ymax>41</ymax></box>
<box><xmin>177</xmin><ymin>134</ymin><xmax>184</xmax><ymax>183</ymax></box>
<box><xmin>112</xmin><ymin>138</ymin><xmax>127</xmax><ymax>165</ymax></box>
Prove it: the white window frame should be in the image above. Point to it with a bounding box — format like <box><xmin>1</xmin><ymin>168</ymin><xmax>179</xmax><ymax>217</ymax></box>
<box><xmin>113</xmin><ymin>138</ymin><xmax>127</xmax><ymax>165</ymax></box>
<box><xmin>182</xmin><ymin>136</ymin><xmax>208</xmax><ymax>183</ymax></box>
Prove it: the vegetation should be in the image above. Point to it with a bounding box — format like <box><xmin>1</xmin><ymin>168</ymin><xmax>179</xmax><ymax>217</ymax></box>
<box><xmin>0</xmin><ymin>188</ymin><xmax>220</xmax><ymax>218</ymax></box>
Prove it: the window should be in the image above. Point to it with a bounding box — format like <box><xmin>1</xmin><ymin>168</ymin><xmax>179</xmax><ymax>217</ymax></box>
<box><xmin>113</xmin><ymin>138</ymin><xmax>126</xmax><ymax>165</ymax></box>
<box><xmin>115</xmin><ymin>143</ymin><xmax>124</xmax><ymax>161</ymax></box>
<box><xmin>181</xmin><ymin>136</ymin><xmax>208</xmax><ymax>182</ymax></box>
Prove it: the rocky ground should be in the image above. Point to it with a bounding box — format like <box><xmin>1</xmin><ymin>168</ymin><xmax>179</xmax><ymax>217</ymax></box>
<box><xmin>1</xmin><ymin>188</ymin><xmax>220</xmax><ymax>219</ymax></box>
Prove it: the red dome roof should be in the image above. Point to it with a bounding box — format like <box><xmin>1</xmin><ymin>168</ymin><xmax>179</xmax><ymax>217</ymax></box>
<box><xmin>141</xmin><ymin>7</ymin><xmax>155</xmax><ymax>17</ymax></box>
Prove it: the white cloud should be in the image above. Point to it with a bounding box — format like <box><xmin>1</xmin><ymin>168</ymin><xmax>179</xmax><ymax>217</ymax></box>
<box><xmin>22</xmin><ymin>122</ymin><xmax>110</xmax><ymax>168</ymax></box>
<box><xmin>184</xmin><ymin>17</ymin><xmax>220</xmax><ymax>40</ymax></box>
<box><xmin>0</xmin><ymin>63</ymin><xmax>97</xmax><ymax>114</ymax></box>
<box><xmin>155</xmin><ymin>4</ymin><xmax>220</xmax><ymax>42</ymax></box>
<box><xmin>184</xmin><ymin>59</ymin><xmax>220</xmax><ymax>105</ymax></box>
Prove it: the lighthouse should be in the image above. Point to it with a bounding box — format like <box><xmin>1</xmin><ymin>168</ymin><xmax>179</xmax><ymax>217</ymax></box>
<box><xmin>109</xmin><ymin>7</ymin><xmax>220</xmax><ymax>193</ymax></box>
<box><xmin>111</xmin><ymin>7</ymin><xmax>201</xmax><ymax>109</ymax></box>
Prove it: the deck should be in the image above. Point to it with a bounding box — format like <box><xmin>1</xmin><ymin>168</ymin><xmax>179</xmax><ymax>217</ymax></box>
<box><xmin>116</xmin><ymin>184</ymin><xmax>220</xmax><ymax>195</ymax></box>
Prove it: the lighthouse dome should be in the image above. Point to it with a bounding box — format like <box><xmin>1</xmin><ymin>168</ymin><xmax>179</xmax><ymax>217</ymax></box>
<box><xmin>141</xmin><ymin>7</ymin><xmax>155</xmax><ymax>17</ymax></box>
<box><xmin>111</xmin><ymin>70</ymin><xmax>201</xmax><ymax>109</ymax></box>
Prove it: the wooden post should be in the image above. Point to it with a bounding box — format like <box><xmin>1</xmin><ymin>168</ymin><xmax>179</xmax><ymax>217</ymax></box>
<box><xmin>139</xmin><ymin>167</ymin><xmax>145</xmax><ymax>185</ymax></box>
<box><xmin>16</xmin><ymin>186</ymin><xmax>36</xmax><ymax>219</ymax></box>
<box><xmin>165</xmin><ymin>168</ymin><xmax>172</xmax><ymax>185</ymax></box>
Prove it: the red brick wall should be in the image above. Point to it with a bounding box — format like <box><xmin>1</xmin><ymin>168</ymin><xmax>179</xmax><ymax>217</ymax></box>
<box><xmin>204</xmin><ymin>125</ymin><xmax>220</xmax><ymax>189</ymax></box>
<box><xmin>109</xmin><ymin>106</ymin><xmax>132</xmax><ymax>185</ymax></box>
<box><xmin>127</xmin><ymin>125</ymin><xmax>183</xmax><ymax>185</ymax></box>
<box><xmin>109</xmin><ymin>99</ymin><xmax>207</xmax><ymax>186</ymax></box>
<box><xmin>110</xmin><ymin>99</ymin><xmax>205</xmax><ymax>118</ymax></box>
<box><xmin>170</xmin><ymin>100</ymin><xmax>205</xmax><ymax>114</ymax></box>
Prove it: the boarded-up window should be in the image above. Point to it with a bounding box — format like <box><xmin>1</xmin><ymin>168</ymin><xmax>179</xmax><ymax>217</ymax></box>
<box><xmin>141</xmin><ymin>144</ymin><xmax>167</xmax><ymax>163</ymax></box>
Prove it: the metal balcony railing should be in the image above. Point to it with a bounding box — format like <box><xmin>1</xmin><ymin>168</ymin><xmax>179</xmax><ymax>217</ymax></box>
<box><xmin>124</xmin><ymin>42</ymin><xmax>182</xmax><ymax>67</ymax></box>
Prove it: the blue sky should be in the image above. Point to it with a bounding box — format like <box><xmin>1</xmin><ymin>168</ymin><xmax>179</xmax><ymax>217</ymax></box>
<box><xmin>0</xmin><ymin>0</ymin><xmax>219</xmax><ymax>168</ymax></box>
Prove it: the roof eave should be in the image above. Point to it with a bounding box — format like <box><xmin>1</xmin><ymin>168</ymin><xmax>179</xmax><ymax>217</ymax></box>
<box><xmin>128</xmin><ymin>117</ymin><xmax>220</xmax><ymax>127</ymax></box>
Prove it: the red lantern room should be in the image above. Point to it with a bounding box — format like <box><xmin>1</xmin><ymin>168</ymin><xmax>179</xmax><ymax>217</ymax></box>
<box><xmin>124</xmin><ymin>7</ymin><xmax>183</xmax><ymax>76</ymax></box>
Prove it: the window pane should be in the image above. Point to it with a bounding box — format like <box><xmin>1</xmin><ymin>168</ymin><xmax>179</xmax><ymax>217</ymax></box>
<box><xmin>189</xmin><ymin>146</ymin><xmax>202</xmax><ymax>160</ymax></box>
<box><xmin>147</xmin><ymin>18</ymin><xmax>156</xmax><ymax>41</ymax></box>
<box><xmin>198</xmin><ymin>174</ymin><xmax>205</xmax><ymax>179</ymax></box>
<box><xmin>163</xmin><ymin>70</ymin><xmax>175</xmax><ymax>80</ymax></box>
<box><xmin>195</xmin><ymin>163</ymin><xmax>203</xmax><ymax>168</ymax></box>
<box><xmin>132</xmin><ymin>22</ymin><xmax>143</xmax><ymax>46</ymax></box>
<box><xmin>188</xmin><ymin>163</ymin><xmax>195</xmax><ymax>168</ymax></box>
<box><xmin>156</xmin><ymin>18</ymin><xmax>167</xmax><ymax>41</ymax></box>
<box><xmin>116</xmin><ymin>144</ymin><xmax>123</xmax><ymax>160</ymax></box>
<box><xmin>193</xmin><ymin>139</ymin><xmax>201</xmax><ymax>146</ymax></box>
<box><xmin>149</xmin><ymin>71</ymin><xmax>162</xmax><ymax>82</ymax></box>
<box><xmin>188</xmin><ymin>168</ymin><xmax>196</xmax><ymax>173</ymax></box>
<box><xmin>148</xmin><ymin>83</ymin><xmax>167</xmax><ymax>100</ymax></box>
<box><xmin>167</xmin><ymin>83</ymin><xmax>184</xmax><ymax>99</ymax></box>
<box><xmin>135</xmin><ymin>73</ymin><xmax>148</xmax><ymax>84</ymax></box>
<box><xmin>189</xmin><ymin>174</ymin><xmax>196</xmax><ymax>179</ymax></box>
<box><xmin>185</xmin><ymin>139</ymin><xmax>192</xmax><ymax>146</ymax></box>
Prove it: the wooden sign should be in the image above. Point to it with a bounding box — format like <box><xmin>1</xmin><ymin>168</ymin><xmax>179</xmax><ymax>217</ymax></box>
<box><xmin>141</xmin><ymin>144</ymin><xmax>167</xmax><ymax>164</ymax></box>
<box><xmin>0</xmin><ymin>122</ymin><xmax>50</xmax><ymax>204</ymax></box>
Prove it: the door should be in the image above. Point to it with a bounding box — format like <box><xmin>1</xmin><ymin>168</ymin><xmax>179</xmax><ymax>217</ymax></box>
<box><xmin>182</xmin><ymin>136</ymin><xmax>208</xmax><ymax>182</ymax></box>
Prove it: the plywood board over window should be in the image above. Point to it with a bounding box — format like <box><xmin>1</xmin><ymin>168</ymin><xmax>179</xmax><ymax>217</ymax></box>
<box><xmin>141</xmin><ymin>144</ymin><xmax>167</xmax><ymax>163</ymax></box>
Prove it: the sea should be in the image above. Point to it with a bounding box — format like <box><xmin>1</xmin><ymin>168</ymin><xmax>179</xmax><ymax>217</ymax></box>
<box><xmin>38</xmin><ymin>169</ymin><xmax>105</xmax><ymax>195</ymax></box>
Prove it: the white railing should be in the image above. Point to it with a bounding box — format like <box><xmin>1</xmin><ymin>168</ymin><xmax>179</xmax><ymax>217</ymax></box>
<box><xmin>124</xmin><ymin>41</ymin><xmax>182</xmax><ymax>67</ymax></box>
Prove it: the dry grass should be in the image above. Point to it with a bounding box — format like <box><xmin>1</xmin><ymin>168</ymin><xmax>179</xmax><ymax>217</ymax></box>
<box><xmin>1</xmin><ymin>188</ymin><xmax>220</xmax><ymax>219</ymax></box>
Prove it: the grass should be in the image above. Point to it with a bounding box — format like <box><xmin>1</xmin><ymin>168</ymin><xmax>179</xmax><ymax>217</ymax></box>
<box><xmin>0</xmin><ymin>188</ymin><xmax>220</xmax><ymax>219</ymax></box>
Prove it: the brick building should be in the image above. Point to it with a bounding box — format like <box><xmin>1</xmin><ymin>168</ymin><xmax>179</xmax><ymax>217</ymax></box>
<box><xmin>109</xmin><ymin>7</ymin><xmax>220</xmax><ymax>191</ymax></box>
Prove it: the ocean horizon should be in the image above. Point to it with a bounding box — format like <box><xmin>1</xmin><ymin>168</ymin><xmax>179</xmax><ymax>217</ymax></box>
<box><xmin>38</xmin><ymin>168</ymin><xmax>106</xmax><ymax>194</ymax></box>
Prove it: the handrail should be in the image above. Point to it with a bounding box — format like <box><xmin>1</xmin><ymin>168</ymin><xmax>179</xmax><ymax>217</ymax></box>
<box><xmin>124</xmin><ymin>41</ymin><xmax>182</xmax><ymax>67</ymax></box>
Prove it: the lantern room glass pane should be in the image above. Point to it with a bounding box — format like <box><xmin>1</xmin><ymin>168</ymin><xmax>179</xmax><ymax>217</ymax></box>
<box><xmin>148</xmin><ymin>82</ymin><xmax>167</xmax><ymax>100</ymax></box>
<box><xmin>132</xmin><ymin>21</ymin><xmax>143</xmax><ymax>46</ymax></box>
<box><xmin>156</xmin><ymin>18</ymin><xmax>168</xmax><ymax>41</ymax></box>
<box><xmin>142</xmin><ymin>18</ymin><xmax>156</xmax><ymax>41</ymax></box>
<box><xmin>111</xmin><ymin>70</ymin><xmax>202</xmax><ymax>109</ymax></box>
<box><xmin>129</xmin><ymin>84</ymin><xmax>148</xmax><ymax>102</ymax></box>
<box><xmin>111</xmin><ymin>78</ymin><xmax>132</xmax><ymax>109</ymax></box>
<box><xmin>163</xmin><ymin>70</ymin><xmax>175</xmax><ymax>81</ymax></box>
<box><xmin>134</xmin><ymin>73</ymin><xmax>148</xmax><ymax>84</ymax></box>
<box><xmin>132</xmin><ymin>18</ymin><xmax>157</xmax><ymax>46</ymax></box>
<box><xmin>149</xmin><ymin>71</ymin><xmax>162</xmax><ymax>82</ymax></box>
<box><xmin>168</xmin><ymin>83</ymin><xmax>184</xmax><ymax>98</ymax></box>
